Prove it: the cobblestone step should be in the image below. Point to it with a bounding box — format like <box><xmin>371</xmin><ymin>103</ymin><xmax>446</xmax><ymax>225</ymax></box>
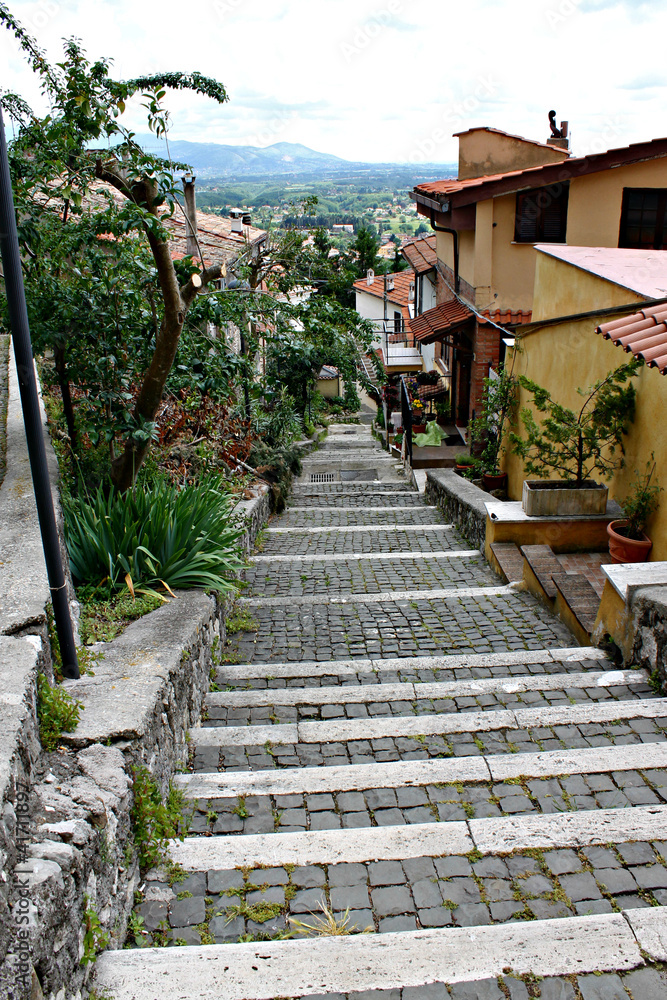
<box><xmin>288</xmin><ymin>492</ymin><xmax>423</xmax><ymax>508</ymax></box>
<box><xmin>292</xmin><ymin>482</ymin><xmax>413</xmax><ymax>493</ymax></box>
<box><xmin>243</xmin><ymin>553</ymin><xmax>494</xmax><ymax>597</ymax></box>
<box><xmin>257</xmin><ymin>526</ymin><xmax>466</xmax><ymax>556</ymax></box>
<box><xmin>192</xmin><ymin>696</ymin><xmax>667</xmax><ymax>751</ymax></box>
<box><xmin>203</xmin><ymin>670</ymin><xmax>650</xmax><ymax>725</ymax></box>
<box><xmin>275</xmin><ymin>508</ymin><xmax>445</xmax><ymax>528</ymax></box>
<box><xmin>178</xmin><ymin>741</ymin><xmax>667</xmax><ymax>798</ymax></box>
<box><xmin>240</xmin><ymin>584</ymin><xmax>515</xmax><ymax>608</ymax></box>
<box><xmin>225</xmin><ymin>591</ymin><xmax>575</xmax><ymax>663</ymax></box>
<box><xmin>216</xmin><ymin>647</ymin><xmax>611</xmax><ymax>683</ymax></box>
<box><xmin>171</xmin><ymin>804</ymin><xmax>667</xmax><ymax>870</ymax></box>
<box><xmin>94</xmin><ymin>907</ymin><xmax>667</xmax><ymax>999</ymax></box>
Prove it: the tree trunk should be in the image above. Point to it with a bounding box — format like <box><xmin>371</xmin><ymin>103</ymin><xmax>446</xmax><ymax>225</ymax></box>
<box><xmin>53</xmin><ymin>342</ymin><xmax>77</xmax><ymax>452</ymax></box>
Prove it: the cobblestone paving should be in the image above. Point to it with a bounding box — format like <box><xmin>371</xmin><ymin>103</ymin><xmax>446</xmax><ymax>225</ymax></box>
<box><xmin>243</xmin><ymin>554</ymin><xmax>496</xmax><ymax>597</ymax></box>
<box><xmin>276</xmin><ymin>508</ymin><xmax>445</xmax><ymax>528</ymax></box>
<box><xmin>193</xmin><ymin>715</ymin><xmax>667</xmax><ymax>773</ymax></box>
<box><xmin>289</xmin><ymin>494</ymin><xmax>425</xmax><ymax>508</ymax></box>
<box><xmin>126</xmin><ymin>425</ymin><xmax>667</xmax><ymax>996</ymax></box>
<box><xmin>227</xmin><ymin>593</ymin><xmax>574</xmax><ymax>663</ymax></box>
<box><xmin>205</xmin><ymin>681</ymin><xmax>651</xmax><ymax>725</ymax></box>
<box><xmin>182</xmin><ymin>767</ymin><xmax>667</xmax><ymax>835</ymax></box>
<box><xmin>217</xmin><ymin>658</ymin><xmax>616</xmax><ymax>689</ymax></box>
<box><xmin>259</xmin><ymin>527</ymin><xmax>467</xmax><ymax>556</ymax></box>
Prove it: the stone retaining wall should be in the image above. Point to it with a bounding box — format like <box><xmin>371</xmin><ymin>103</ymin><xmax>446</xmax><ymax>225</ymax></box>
<box><xmin>0</xmin><ymin>336</ymin><xmax>273</xmax><ymax>1000</ymax></box>
<box><xmin>425</xmin><ymin>469</ymin><xmax>488</xmax><ymax>550</ymax></box>
<box><xmin>631</xmin><ymin>587</ymin><xmax>667</xmax><ymax>686</ymax></box>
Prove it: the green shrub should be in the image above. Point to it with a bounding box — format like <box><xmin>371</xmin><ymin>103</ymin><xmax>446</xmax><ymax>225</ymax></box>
<box><xmin>37</xmin><ymin>674</ymin><xmax>83</xmax><ymax>750</ymax></box>
<box><xmin>63</xmin><ymin>474</ymin><xmax>243</xmax><ymax>596</ymax></box>
<box><xmin>248</xmin><ymin>441</ymin><xmax>302</xmax><ymax>513</ymax></box>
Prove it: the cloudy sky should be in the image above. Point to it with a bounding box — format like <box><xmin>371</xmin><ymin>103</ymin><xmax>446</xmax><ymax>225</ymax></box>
<box><xmin>1</xmin><ymin>0</ymin><xmax>666</xmax><ymax>164</ymax></box>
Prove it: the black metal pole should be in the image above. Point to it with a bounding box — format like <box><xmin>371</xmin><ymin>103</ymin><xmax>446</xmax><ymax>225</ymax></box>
<box><xmin>0</xmin><ymin>107</ymin><xmax>79</xmax><ymax>679</ymax></box>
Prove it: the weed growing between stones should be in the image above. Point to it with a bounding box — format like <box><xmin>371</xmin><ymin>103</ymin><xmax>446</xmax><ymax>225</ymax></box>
<box><xmin>226</xmin><ymin>605</ymin><xmax>260</xmax><ymax>634</ymax></box>
<box><xmin>288</xmin><ymin>903</ymin><xmax>372</xmax><ymax>936</ymax></box>
<box><xmin>79</xmin><ymin>591</ymin><xmax>164</xmax><ymax>644</ymax></box>
<box><xmin>130</xmin><ymin>766</ymin><xmax>185</xmax><ymax>870</ymax></box>
<box><xmin>81</xmin><ymin>900</ymin><xmax>110</xmax><ymax>966</ymax></box>
<box><xmin>37</xmin><ymin>674</ymin><xmax>83</xmax><ymax>750</ymax></box>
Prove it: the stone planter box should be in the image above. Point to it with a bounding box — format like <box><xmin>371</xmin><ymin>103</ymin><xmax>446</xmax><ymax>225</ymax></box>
<box><xmin>522</xmin><ymin>479</ymin><xmax>608</xmax><ymax>517</ymax></box>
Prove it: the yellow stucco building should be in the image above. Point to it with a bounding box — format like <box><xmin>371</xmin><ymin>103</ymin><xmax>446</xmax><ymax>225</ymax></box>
<box><xmin>505</xmin><ymin>245</ymin><xmax>667</xmax><ymax>560</ymax></box>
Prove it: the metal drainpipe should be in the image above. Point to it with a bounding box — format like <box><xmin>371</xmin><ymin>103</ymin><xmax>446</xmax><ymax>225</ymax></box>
<box><xmin>429</xmin><ymin>209</ymin><xmax>459</xmax><ymax>294</ymax></box>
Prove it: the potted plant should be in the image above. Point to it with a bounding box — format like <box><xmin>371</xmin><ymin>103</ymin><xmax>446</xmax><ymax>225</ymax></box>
<box><xmin>411</xmin><ymin>398</ymin><xmax>426</xmax><ymax>434</ymax></box>
<box><xmin>455</xmin><ymin>453</ymin><xmax>476</xmax><ymax>474</ymax></box>
<box><xmin>470</xmin><ymin>367</ymin><xmax>517</xmax><ymax>492</ymax></box>
<box><xmin>509</xmin><ymin>361</ymin><xmax>639</xmax><ymax>516</ymax></box>
<box><xmin>608</xmin><ymin>460</ymin><xmax>662</xmax><ymax>563</ymax></box>
<box><xmin>435</xmin><ymin>396</ymin><xmax>451</xmax><ymax>426</ymax></box>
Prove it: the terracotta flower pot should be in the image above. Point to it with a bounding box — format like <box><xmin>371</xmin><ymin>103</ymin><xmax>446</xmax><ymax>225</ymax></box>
<box><xmin>412</xmin><ymin>424</ymin><xmax>426</xmax><ymax>435</ymax></box>
<box><xmin>607</xmin><ymin>520</ymin><xmax>652</xmax><ymax>564</ymax></box>
<box><xmin>483</xmin><ymin>471</ymin><xmax>507</xmax><ymax>491</ymax></box>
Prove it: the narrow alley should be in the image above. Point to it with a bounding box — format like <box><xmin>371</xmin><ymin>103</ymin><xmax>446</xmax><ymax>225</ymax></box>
<box><xmin>97</xmin><ymin>421</ymin><xmax>667</xmax><ymax>1000</ymax></box>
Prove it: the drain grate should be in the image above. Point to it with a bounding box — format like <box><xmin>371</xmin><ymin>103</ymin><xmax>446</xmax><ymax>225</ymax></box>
<box><xmin>310</xmin><ymin>473</ymin><xmax>337</xmax><ymax>483</ymax></box>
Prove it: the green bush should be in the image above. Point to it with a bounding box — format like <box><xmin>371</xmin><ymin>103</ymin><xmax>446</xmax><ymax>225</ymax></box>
<box><xmin>249</xmin><ymin>441</ymin><xmax>302</xmax><ymax>513</ymax></box>
<box><xmin>63</xmin><ymin>475</ymin><xmax>243</xmax><ymax>596</ymax></box>
<box><xmin>131</xmin><ymin>766</ymin><xmax>185</xmax><ymax>870</ymax></box>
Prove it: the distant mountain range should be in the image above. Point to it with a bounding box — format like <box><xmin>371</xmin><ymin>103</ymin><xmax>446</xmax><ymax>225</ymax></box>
<box><xmin>131</xmin><ymin>135</ymin><xmax>456</xmax><ymax>181</ymax></box>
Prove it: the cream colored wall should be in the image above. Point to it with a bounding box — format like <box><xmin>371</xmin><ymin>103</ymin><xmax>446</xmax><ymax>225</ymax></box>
<box><xmin>531</xmin><ymin>252</ymin><xmax>644</xmax><ymax>322</ymax></box>
<box><xmin>474</xmin><ymin>200</ymin><xmax>493</xmax><ymax>303</ymax></box>
<box><xmin>317</xmin><ymin>378</ymin><xmax>341</xmax><ymax>398</ymax></box>
<box><xmin>458</xmin><ymin>131</ymin><xmax>567</xmax><ymax>180</ymax></box>
<box><xmin>434</xmin><ymin>229</ymin><xmax>476</xmax><ymax>294</ymax></box>
<box><xmin>567</xmin><ymin>159</ymin><xmax>667</xmax><ymax>247</ymax></box>
<box><xmin>490</xmin><ymin>194</ymin><xmax>537</xmax><ymax>311</ymax></box>
<box><xmin>504</xmin><ymin>257</ymin><xmax>667</xmax><ymax>560</ymax></box>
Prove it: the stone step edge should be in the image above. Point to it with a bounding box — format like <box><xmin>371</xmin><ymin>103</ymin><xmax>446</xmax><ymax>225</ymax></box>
<box><xmin>216</xmin><ymin>646</ymin><xmax>610</xmax><ymax>680</ymax></box>
<box><xmin>266</xmin><ymin>523</ymin><xmax>455</xmax><ymax>534</ymax></box>
<box><xmin>248</xmin><ymin>549</ymin><xmax>478</xmax><ymax>564</ymax></box>
<box><xmin>206</xmin><ymin>669</ymin><xmax>647</xmax><ymax>709</ymax></box>
<box><xmin>285</xmin><ymin>506</ymin><xmax>437</xmax><ymax>512</ymax></box>
<box><xmin>93</xmin><ymin>908</ymin><xmax>664</xmax><ymax>1000</ymax></box>
<box><xmin>176</xmin><ymin>741</ymin><xmax>667</xmax><ymax>797</ymax></box>
<box><xmin>170</xmin><ymin>803</ymin><xmax>667</xmax><ymax>870</ymax></box>
<box><xmin>240</xmin><ymin>584</ymin><xmax>517</xmax><ymax>608</ymax></box>
<box><xmin>192</xmin><ymin>693</ymin><xmax>667</xmax><ymax>747</ymax></box>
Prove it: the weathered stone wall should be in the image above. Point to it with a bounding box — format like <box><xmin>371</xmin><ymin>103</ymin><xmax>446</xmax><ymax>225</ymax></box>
<box><xmin>630</xmin><ymin>586</ymin><xmax>667</xmax><ymax>685</ymax></box>
<box><xmin>425</xmin><ymin>469</ymin><xmax>488</xmax><ymax>550</ymax></box>
<box><xmin>0</xmin><ymin>335</ymin><xmax>272</xmax><ymax>1000</ymax></box>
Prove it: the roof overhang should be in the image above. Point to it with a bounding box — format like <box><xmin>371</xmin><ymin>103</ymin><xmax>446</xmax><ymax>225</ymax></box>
<box><xmin>597</xmin><ymin>303</ymin><xmax>667</xmax><ymax>374</ymax></box>
<box><xmin>409</xmin><ymin>300</ymin><xmax>475</xmax><ymax>345</ymax></box>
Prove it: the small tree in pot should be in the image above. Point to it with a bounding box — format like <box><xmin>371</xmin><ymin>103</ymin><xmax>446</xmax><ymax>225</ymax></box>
<box><xmin>470</xmin><ymin>366</ymin><xmax>517</xmax><ymax>490</ymax></box>
<box><xmin>608</xmin><ymin>459</ymin><xmax>662</xmax><ymax>563</ymax></box>
<box><xmin>509</xmin><ymin>361</ymin><xmax>639</xmax><ymax>515</ymax></box>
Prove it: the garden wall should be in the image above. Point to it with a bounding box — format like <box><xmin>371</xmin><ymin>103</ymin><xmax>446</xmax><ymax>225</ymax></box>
<box><xmin>425</xmin><ymin>469</ymin><xmax>488</xmax><ymax>550</ymax></box>
<box><xmin>631</xmin><ymin>587</ymin><xmax>667</xmax><ymax>686</ymax></box>
<box><xmin>0</xmin><ymin>342</ymin><xmax>271</xmax><ymax>1000</ymax></box>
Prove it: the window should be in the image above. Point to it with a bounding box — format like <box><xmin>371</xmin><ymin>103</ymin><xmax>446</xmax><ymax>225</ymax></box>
<box><xmin>619</xmin><ymin>188</ymin><xmax>667</xmax><ymax>249</ymax></box>
<box><xmin>514</xmin><ymin>183</ymin><xmax>569</xmax><ymax>243</ymax></box>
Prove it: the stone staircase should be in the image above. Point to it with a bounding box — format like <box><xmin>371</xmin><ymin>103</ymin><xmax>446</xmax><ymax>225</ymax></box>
<box><xmin>95</xmin><ymin>423</ymin><xmax>667</xmax><ymax>999</ymax></box>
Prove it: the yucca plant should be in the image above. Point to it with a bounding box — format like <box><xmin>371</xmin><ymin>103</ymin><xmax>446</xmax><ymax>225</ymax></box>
<box><xmin>63</xmin><ymin>475</ymin><xmax>244</xmax><ymax>596</ymax></box>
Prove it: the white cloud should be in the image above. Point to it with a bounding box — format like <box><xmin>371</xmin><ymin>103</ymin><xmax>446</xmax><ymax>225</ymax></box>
<box><xmin>2</xmin><ymin>0</ymin><xmax>667</xmax><ymax>163</ymax></box>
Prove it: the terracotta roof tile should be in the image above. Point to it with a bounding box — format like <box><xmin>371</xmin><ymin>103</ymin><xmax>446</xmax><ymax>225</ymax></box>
<box><xmin>480</xmin><ymin>309</ymin><xmax>532</xmax><ymax>325</ymax></box>
<box><xmin>597</xmin><ymin>303</ymin><xmax>667</xmax><ymax>374</ymax></box>
<box><xmin>353</xmin><ymin>270</ymin><xmax>415</xmax><ymax>308</ymax></box>
<box><xmin>414</xmin><ymin>137</ymin><xmax>667</xmax><ymax>206</ymax></box>
<box><xmin>401</xmin><ymin>234</ymin><xmax>437</xmax><ymax>274</ymax></box>
<box><xmin>408</xmin><ymin>299</ymin><xmax>474</xmax><ymax>344</ymax></box>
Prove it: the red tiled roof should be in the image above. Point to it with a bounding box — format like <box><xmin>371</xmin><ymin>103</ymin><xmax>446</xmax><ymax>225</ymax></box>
<box><xmin>167</xmin><ymin>211</ymin><xmax>266</xmax><ymax>269</ymax></box>
<box><xmin>597</xmin><ymin>304</ymin><xmax>667</xmax><ymax>375</ymax></box>
<box><xmin>353</xmin><ymin>270</ymin><xmax>414</xmax><ymax>308</ymax></box>
<box><xmin>401</xmin><ymin>234</ymin><xmax>437</xmax><ymax>275</ymax></box>
<box><xmin>480</xmin><ymin>309</ymin><xmax>532</xmax><ymax>326</ymax></box>
<box><xmin>414</xmin><ymin>137</ymin><xmax>667</xmax><ymax>208</ymax></box>
<box><xmin>408</xmin><ymin>300</ymin><xmax>474</xmax><ymax>345</ymax></box>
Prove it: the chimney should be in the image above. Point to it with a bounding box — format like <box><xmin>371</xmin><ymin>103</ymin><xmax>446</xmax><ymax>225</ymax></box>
<box><xmin>547</xmin><ymin>111</ymin><xmax>570</xmax><ymax>151</ymax></box>
<box><xmin>230</xmin><ymin>209</ymin><xmax>244</xmax><ymax>234</ymax></box>
<box><xmin>182</xmin><ymin>173</ymin><xmax>198</xmax><ymax>257</ymax></box>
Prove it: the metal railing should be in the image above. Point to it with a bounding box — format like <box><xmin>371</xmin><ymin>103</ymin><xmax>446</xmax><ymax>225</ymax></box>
<box><xmin>400</xmin><ymin>375</ymin><xmax>413</xmax><ymax>467</ymax></box>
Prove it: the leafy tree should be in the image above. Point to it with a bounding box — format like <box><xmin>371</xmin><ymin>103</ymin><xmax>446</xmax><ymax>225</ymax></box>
<box><xmin>0</xmin><ymin>8</ymin><xmax>232</xmax><ymax>488</ymax></box>
<box><xmin>470</xmin><ymin>367</ymin><xmax>517</xmax><ymax>475</ymax></box>
<box><xmin>350</xmin><ymin>226</ymin><xmax>380</xmax><ymax>279</ymax></box>
<box><xmin>509</xmin><ymin>362</ymin><xmax>640</xmax><ymax>486</ymax></box>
